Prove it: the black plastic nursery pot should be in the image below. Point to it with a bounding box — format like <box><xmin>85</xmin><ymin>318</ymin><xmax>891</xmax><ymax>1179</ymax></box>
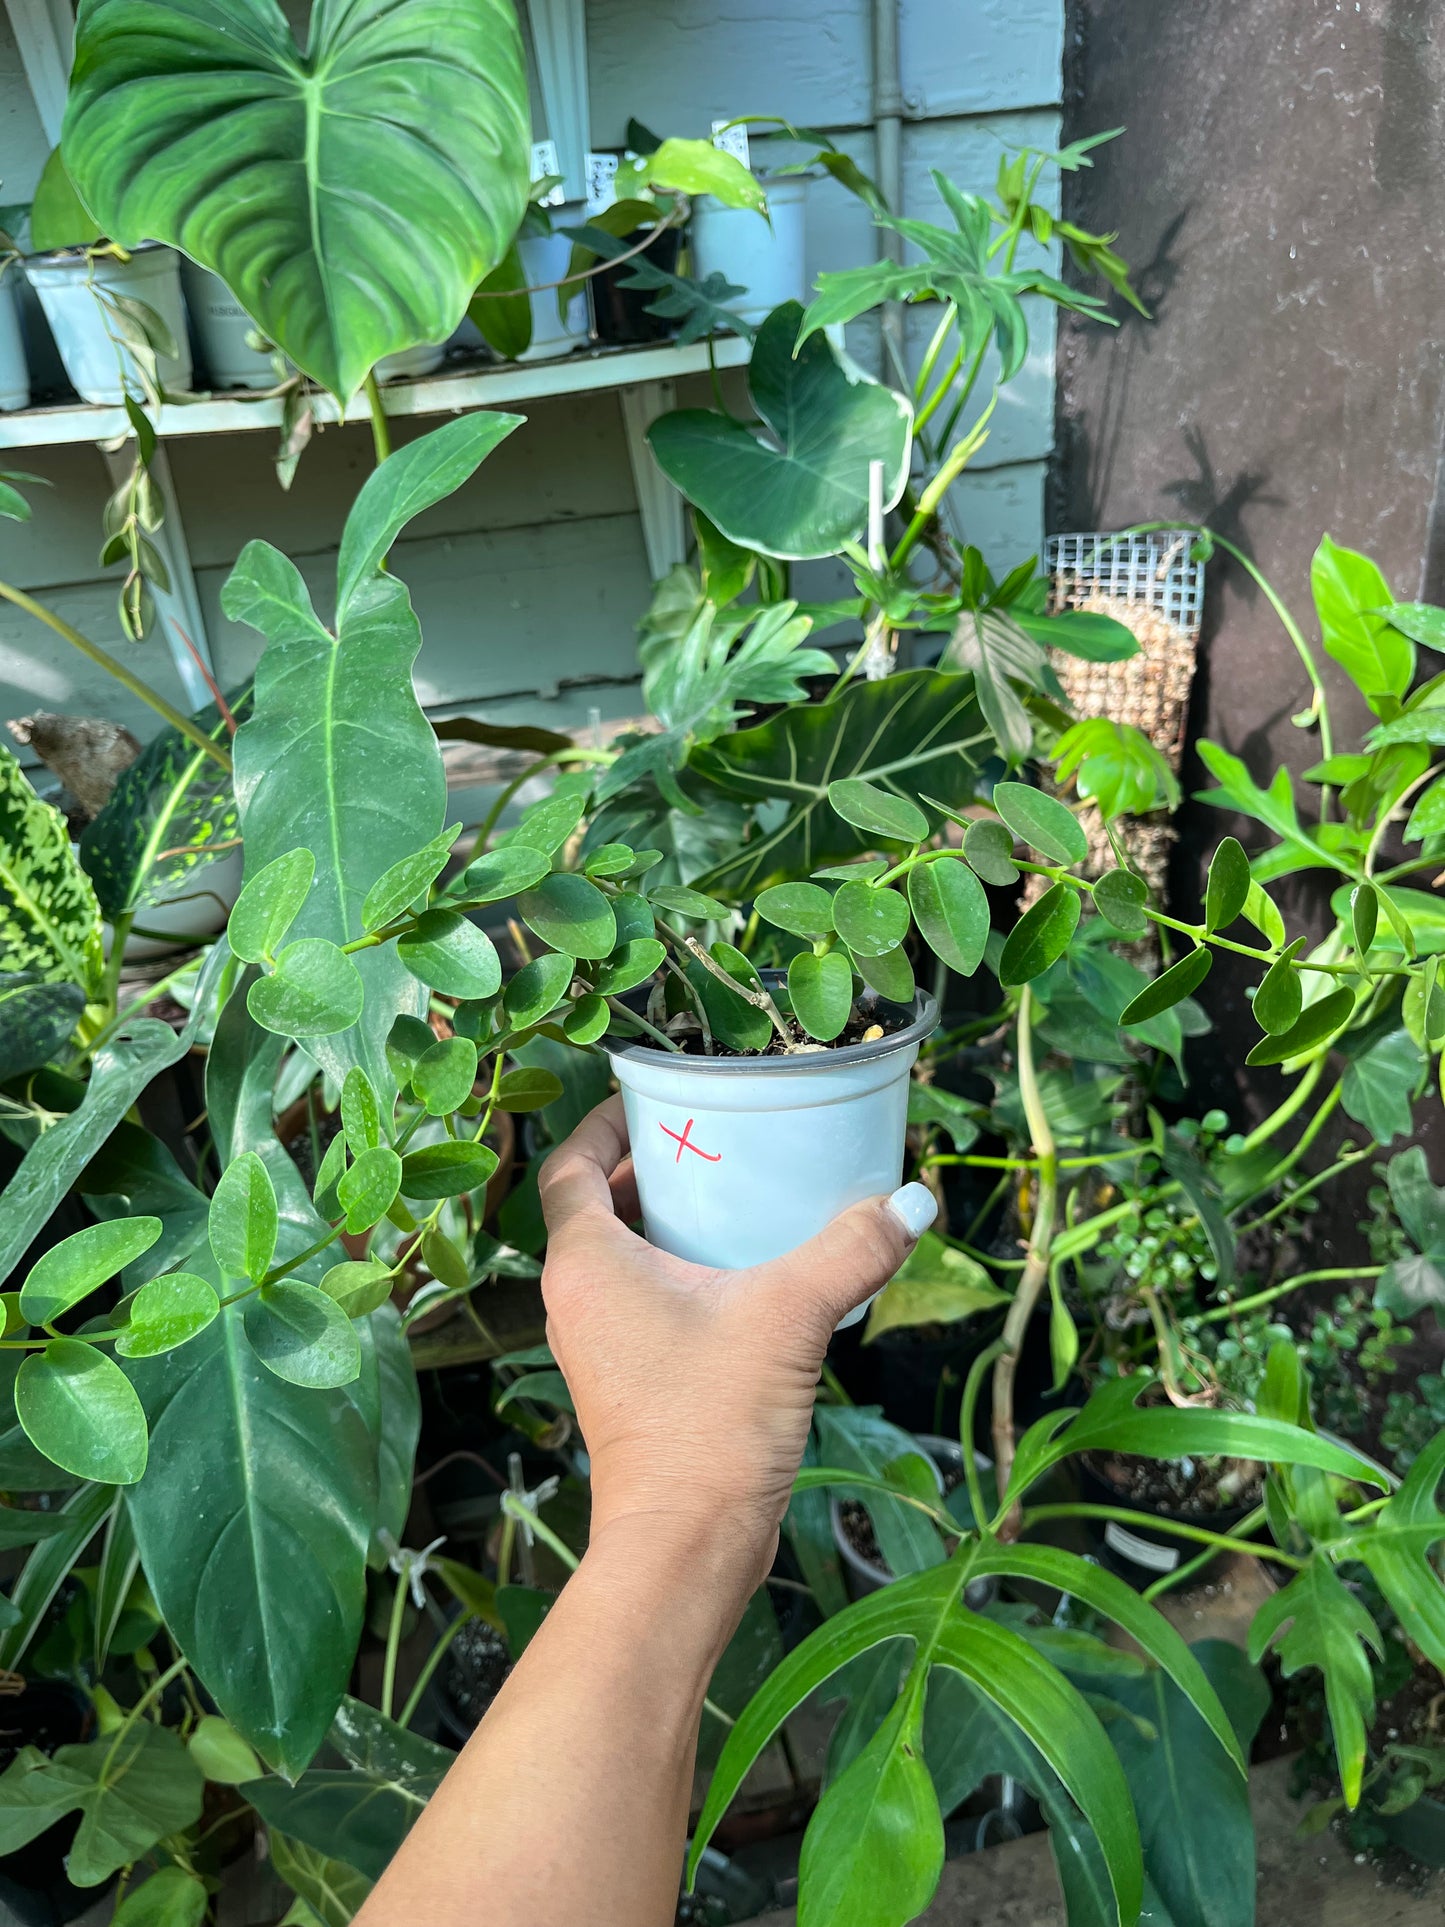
<box><xmin>1076</xmin><ymin>1456</ymin><xmax>1258</xmax><ymax>1591</ymax></box>
<box><xmin>605</xmin><ymin>978</ymin><xmax>937</xmax><ymax>1297</ymax></box>
<box><xmin>591</xmin><ymin>224</ymin><xmax>682</xmax><ymax>343</ymax></box>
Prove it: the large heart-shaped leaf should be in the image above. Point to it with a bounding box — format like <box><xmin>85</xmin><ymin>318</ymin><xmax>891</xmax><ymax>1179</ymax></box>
<box><xmin>65</xmin><ymin>0</ymin><xmax>531</xmax><ymax>401</ymax></box>
<box><xmin>0</xmin><ymin>1723</ymin><xmax>203</xmax><ymax>1887</ymax></box>
<box><xmin>80</xmin><ymin>690</ymin><xmax>248</xmax><ymax>919</ymax></box>
<box><xmin>0</xmin><ymin>740</ymin><xmax>103</xmax><ymax>996</ymax></box>
<box><xmin>646</xmin><ymin>302</ymin><xmax>912</xmax><ymax>560</ymax></box>
<box><xmin>691</xmin><ymin>669</ymin><xmax>990</xmax><ymax>897</ymax></box>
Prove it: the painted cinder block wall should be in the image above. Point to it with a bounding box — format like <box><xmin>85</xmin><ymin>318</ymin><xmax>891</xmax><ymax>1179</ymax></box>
<box><xmin>0</xmin><ymin>0</ymin><xmax>1065</xmax><ymax>768</ymax></box>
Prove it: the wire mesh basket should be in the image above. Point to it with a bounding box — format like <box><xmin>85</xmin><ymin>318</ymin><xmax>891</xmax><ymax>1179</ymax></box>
<box><xmin>1040</xmin><ymin>530</ymin><xmax>1207</xmax><ymax>921</ymax></box>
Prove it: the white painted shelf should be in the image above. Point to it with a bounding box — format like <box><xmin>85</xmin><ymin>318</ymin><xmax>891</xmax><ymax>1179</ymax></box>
<box><xmin>0</xmin><ymin>334</ymin><xmax>752</xmax><ymax>450</ymax></box>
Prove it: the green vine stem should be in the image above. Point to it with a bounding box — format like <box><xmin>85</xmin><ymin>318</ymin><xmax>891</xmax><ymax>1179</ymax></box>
<box><xmin>991</xmin><ymin>986</ymin><xmax>1057</xmax><ymax>1536</ymax></box>
<box><xmin>1142</xmin><ymin>1503</ymin><xmax>1268</xmax><ymax>1601</ymax></box>
<box><xmin>1019</xmin><ymin>1503</ymin><xmax>1300</xmax><ymax>1569</ymax></box>
<box><xmin>0</xmin><ymin>580</ymin><xmax>232</xmax><ymax>772</ymax></box>
<box><xmin>1190</xmin><ymin>1265</ymin><xmax>1384</xmax><ymax>1328</ymax></box>
<box><xmin>472</xmin><ymin>746</ymin><xmax>617</xmax><ymax>850</ymax></box>
<box><xmin>398</xmin><ymin>1608</ymin><xmax>476</xmax><ymax>1729</ymax></box>
<box><xmin>380</xmin><ymin>1568</ymin><xmax>409</xmax><ymax>1720</ymax></box>
<box><xmin>363</xmin><ymin>369</ymin><xmax>392</xmax><ymax>466</ymax></box>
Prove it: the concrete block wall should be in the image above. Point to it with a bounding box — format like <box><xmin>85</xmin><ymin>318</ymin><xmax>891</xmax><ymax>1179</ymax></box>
<box><xmin>0</xmin><ymin>0</ymin><xmax>1066</xmax><ymax>770</ymax></box>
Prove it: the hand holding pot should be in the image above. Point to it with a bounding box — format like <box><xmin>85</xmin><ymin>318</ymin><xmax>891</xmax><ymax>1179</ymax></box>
<box><xmin>539</xmin><ymin>1096</ymin><xmax>937</xmax><ymax>1603</ymax></box>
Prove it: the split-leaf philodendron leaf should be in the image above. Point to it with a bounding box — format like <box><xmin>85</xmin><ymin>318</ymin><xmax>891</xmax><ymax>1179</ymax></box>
<box><xmin>65</xmin><ymin>0</ymin><xmax>532</xmax><ymax>401</ymax></box>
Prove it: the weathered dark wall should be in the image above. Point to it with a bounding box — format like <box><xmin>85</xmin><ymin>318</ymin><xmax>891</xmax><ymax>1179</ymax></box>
<box><xmin>1057</xmin><ymin>0</ymin><xmax>1445</xmax><ymax>1168</ymax></box>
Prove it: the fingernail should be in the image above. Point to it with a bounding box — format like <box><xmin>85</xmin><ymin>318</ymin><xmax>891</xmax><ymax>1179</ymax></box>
<box><xmin>886</xmin><ymin>1182</ymin><xmax>937</xmax><ymax>1241</ymax></box>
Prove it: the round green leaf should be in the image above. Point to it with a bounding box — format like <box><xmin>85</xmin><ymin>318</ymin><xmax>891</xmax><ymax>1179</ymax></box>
<box><xmin>827</xmin><ymin>778</ymin><xmax>929</xmax><ymax>846</ymax></box>
<box><xmin>507</xmin><ymin>792</ymin><xmax>586</xmax><ymax>856</ymax></box>
<box><xmin>611</xmin><ymin>892</ymin><xmax>656</xmax><ymax>944</ymax></box>
<box><xmin>495</xmin><ymin>1068</ymin><xmax>565</xmax><ymax>1113</ymax></box>
<box><xmin>401</xmin><ymin>1140</ymin><xmax>500</xmax><ymax>1199</ymax></box>
<box><xmin>687</xmin><ymin>955</ymin><xmax>773</xmax><ymax>1053</ymax></box>
<box><xmin>1119</xmin><ymin>948</ymin><xmax>1213</xmax><ymax>1027</ymax></box>
<box><xmin>518</xmin><ymin>874</ymin><xmax>617</xmax><ymax>960</ymax></box>
<box><xmin>244</xmin><ymin>1283</ymin><xmax>362</xmax><ymax>1390</ymax></box>
<box><xmin>649</xmin><ymin>883</ymin><xmax>733</xmax><ymax>921</ymax></box>
<box><xmin>208</xmin><ymin>1151</ymin><xmax>278</xmax><ymax>1283</ymax></box>
<box><xmin>1094</xmin><ymin>868</ymin><xmax>1149</xmax><ymax>936</ymax></box>
<box><xmin>16</xmin><ymin>1339</ymin><xmax>148</xmax><ymax>1484</ymax></box>
<box><xmin>421</xmin><ymin>1228</ymin><xmax>471</xmax><ymax>1291</ymax></box>
<box><xmin>756</xmin><ymin>882</ymin><xmax>837</xmax><ymax>938</ymax></box>
<box><xmin>319</xmin><ymin>1260</ymin><xmax>394</xmax><ymax>1319</ymax></box>
<box><xmin>454</xmin><ymin>844</ymin><xmax>553</xmax><ymax>904</ymax></box>
<box><xmin>963</xmin><ymin>818</ymin><xmax>1019</xmax><ymax>886</ymax></box>
<box><xmin>908</xmin><ymin>858</ymin><xmax>988</xmax><ymax>976</ymax></box>
<box><xmin>337</xmin><ymin>1144</ymin><xmax>403</xmax><ymax>1234</ymax></box>
<box><xmin>647</xmin><ymin>306</ymin><xmax>913</xmax><ymax>560</ymax></box>
<box><xmin>1204</xmin><ymin>837</ymin><xmax>1251</xmax><ymax>934</ymax></box>
<box><xmin>583</xmin><ymin>843</ymin><xmax>638</xmax><ymax>879</ymax></box>
<box><xmin>398</xmin><ymin>910</ymin><xmax>502</xmax><ymax>999</ymax></box>
<box><xmin>992</xmin><ymin>784</ymin><xmax>1088</xmax><ymax>866</ymax></box>
<box><xmin>412</xmin><ymin>1036</ymin><xmax>479</xmax><ymax>1115</ymax></box>
<box><xmin>1351</xmin><ymin>883</ymin><xmax>1379</xmax><ymax>959</ymax></box>
<box><xmin>19</xmin><ymin>1216</ymin><xmax>161</xmax><ymax>1327</ymax></box>
<box><xmin>504</xmin><ymin>952</ymin><xmax>576</xmax><ymax>1028</ymax></box>
<box><xmin>1246</xmin><ymin>986</ymin><xmax>1357</xmax><ymax>1066</ymax></box>
<box><xmin>1254</xmin><ymin>939</ymin><xmax>1307</xmax><ymax>1035</ymax></box>
<box><xmin>228</xmin><ymin>848</ymin><xmax>314</xmax><ymax>964</ymax></box>
<box><xmin>1405</xmin><ymin>773</ymin><xmax>1445</xmax><ymax>843</ymax></box>
<box><xmin>592</xmin><ymin>938</ymin><xmax>666</xmax><ymax>996</ymax></box>
<box><xmin>65</xmin><ymin>0</ymin><xmax>531</xmax><ymax>403</ymax></box>
<box><xmin>248</xmin><ymin>938</ymin><xmax>364</xmax><ymax>1038</ymax></box>
<box><xmin>340</xmin><ymin>1066</ymin><xmax>381</xmax><ymax>1154</ymax></box>
<box><xmin>385</xmin><ymin>1013</ymin><xmax>437</xmax><ymax>1088</ymax></box>
<box><xmin>853</xmin><ymin>943</ymin><xmax>916</xmax><ymax>1004</ymax></box>
<box><xmin>563</xmin><ymin>993</ymin><xmax>610</xmax><ymax>1045</ymax></box>
<box><xmin>188</xmin><ymin>1716</ymin><xmax>261</xmax><ymax>1787</ymax></box>
<box><xmin>832</xmin><ymin>881</ymin><xmax>909</xmax><ymax>958</ymax></box>
<box><xmin>114</xmin><ymin>1272</ymin><xmax>220</xmax><ymax>1359</ymax></box>
<box><xmin>787</xmin><ymin>950</ymin><xmax>855</xmax><ymax>1042</ymax></box>
<box><xmin>361</xmin><ymin>827</ymin><xmax>458</xmax><ymax>932</ymax></box>
<box><xmin>998</xmin><ymin>883</ymin><xmax>1082</xmax><ymax>986</ymax></box>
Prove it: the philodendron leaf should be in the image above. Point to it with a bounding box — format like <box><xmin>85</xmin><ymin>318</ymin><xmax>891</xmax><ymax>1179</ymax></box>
<box><xmin>111</xmin><ymin>1866</ymin><xmax>209</xmax><ymax>1927</ymax></box>
<box><xmin>863</xmin><ymin>1234</ymin><xmax>1008</xmax><ymax>1342</ymax></box>
<box><xmin>229</xmin><ymin>848</ymin><xmax>315</xmax><ymax>965</ymax></box>
<box><xmin>908</xmin><ymin>858</ymin><xmax>988</xmax><ymax>977</ymax></box>
<box><xmin>1349</xmin><ymin>1429</ymin><xmax>1445</xmax><ymax>1674</ymax></box>
<box><xmin>245</xmin><ymin>1283</ymin><xmax>362</xmax><ymax>1390</ymax></box>
<box><xmin>1310</xmin><ymin>536</ymin><xmax>1413</xmax><ymax>703</ymax></box>
<box><xmin>19</xmin><ymin>1217</ymin><xmax>161</xmax><ymax>1326</ymax></box>
<box><xmin>0</xmin><ymin>1722</ymin><xmax>202</xmax><ymax>1887</ymax></box>
<box><xmin>65</xmin><ymin>0</ymin><xmax>531</xmax><ymax>402</ymax></box>
<box><xmin>0</xmin><ymin>740</ymin><xmax>104</xmax><ymax>996</ymax></box>
<box><xmin>248</xmin><ymin>939</ymin><xmax>365</xmax><ymax>1040</ymax></box>
<box><xmin>16</xmin><ymin>1339</ymin><xmax>149</xmax><ymax>1483</ymax></box>
<box><xmin>209</xmin><ymin>1151</ymin><xmax>279</xmax><ymax>1283</ymax></box>
<box><xmin>647</xmin><ymin>302</ymin><xmax>912</xmax><ymax>560</ymax></box>
<box><xmin>0</xmin><ymin>975</ymin><xmax>86</xmax><ymax>1079</ymax></box>
<box><xmin>114</xmin><ymin>1272</ymin><xmax>219</xmax><ymax>1359</ymax></box>
<box><xmin>998</xmin><ymin>883</ymin><xmax>1081</xmax><ymax>987</ymax></box>
<box><xmin>789</xmin><ymin>951</ymin><xmax>854</xmax><ymax>1042</ymax></box>
<box><xmin>1248</xmin><ymin>1556</ymin><xmax>1379</xmax><ymax>1807</ymax></box>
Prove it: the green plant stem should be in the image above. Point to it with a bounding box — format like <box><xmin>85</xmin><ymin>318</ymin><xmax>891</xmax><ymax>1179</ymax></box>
<box><xmin>1020</xmin><ymin>1502</ymin><xmax>1300</xmax><ymax>1568</ymax></box>
<box><xmin>398</xmin><ymin>1609</ymin><xmax>476</xmax><ymax>1728</ymax></box>
<box><xmin>1235</xmin><ymin>1057</ymin><xmax>1327</xmax><ymax>1156</ymax></box>
<box><xmin>1192</xmin><ymin>1265</ymin><xmax>1384</xmax><ymax>1327</ymax></box>
<box><xmin>262</xmin><ymin>1221</ymin><xmax>347</xmax><ymax>1286</ymax></box>
<box><xmin>1240</xmin><ymin>1083</ymin><xmax>1343</xmax><ymax>1200</ymax></box>
<box><xmin>100</xmin><ymin>913</ymin><xmax>134</xmax><ymax>1019</ymax></box>
<box><xmin>101</xmin><ymin>1655</ymin><xmax>190</xmax><ymax>1780</ymax></box>
<box><xmin>1364</xmin><ymin>766</ymin><xmax>1439</xmax><ymax>879</ymax></box>
<box><xmin>925</xmin><ymin>1146</ymin><xmax>1154</xmax><ymax>1173</ymax></box>
<box><xmin>819</xmin><ymin>1361</ymin><xmax>853</xmax><ymax>1407</ymax></box>
<box><xmin>1235</xmin><ymin>1136</ymin><xmax>1372</xmax><ymax>1235</ymax></box>
<box><xmin>380</xmin><ymin>1570</ymin><xmax>408</xmax><ymax>1720</ymax></box>
<box><xmin>90</xmin><ymin>952</ymin><xmax>206</xmax><ymax>1052</ymax></box>
<box><xmin>604</xmin><ymin>996</ymin><xmax>682</xmax><ymax>1053</ymax></box>
<box><xmin>0</xmin><ymin>580</ymin><xmax>231</xmax><ymax>772</ymax></box>
<box><xmin>363</xmin><ymin>370</ymin><xmax>392</xmax><ymax>465</ymax></box>
<box><xmin>991</xmin><ymin>987</ymin><xmax>1056</xmax><ymax>1537</ymax></box>
<box><xmin>500</xmin><ymin>1492</ymin><xmax>579</xmax><ymax>1573</ymax></box>
<box><xmin>1142</xmin><ymin>1504</ymin><xmax>1268</xmax><ymax>1601</ymax></box>
<box><xmin>959</xmin><ymin>1339</ymin><xmax>1004</xmax><ymax>1528</ymax></box>
<box><xmin>473</xmin><ymin>747</ymin><xmax>617</xmax><ymax>848</ymax></box>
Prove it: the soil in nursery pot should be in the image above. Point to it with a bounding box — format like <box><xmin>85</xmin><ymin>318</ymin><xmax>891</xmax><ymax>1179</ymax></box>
<box><xmin>839</xmin><ymin>1454</ymin><xmax>968</xmax><ymax>1575</ymax></box>
<box><xmin>1078</xmin><ymin>1449</ymin><xmax>1263</xmax><ymax>1589</ymax></box>
<box><xmin>437</xmin><ymin>1619</ymin><xmax>513</xmax><ymax>1741</ymax></box>
<box><xmin>642</xmin><ymin>997</ymin><xmax>911</xmax><ymax>1060</ymax></box>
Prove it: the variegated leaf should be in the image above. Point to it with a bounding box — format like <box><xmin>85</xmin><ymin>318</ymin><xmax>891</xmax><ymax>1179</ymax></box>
<box><xmin>0</xmin><ymin>742</ymin><xmax>103</xmax><ymax>997</ymax></box>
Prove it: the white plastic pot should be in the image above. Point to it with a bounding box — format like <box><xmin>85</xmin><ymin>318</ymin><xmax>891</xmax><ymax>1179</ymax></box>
<box><xmin>691</xmin><ymin>175</ymin><xmax>809</xmax><ymax>329</ymax></box>
<box><xmin>0</xmin><ymin>277</ymin><xmax>30</xmax><ymax>411</ymax></box>
<box><xmin>374</xmin><ymin>341</ymin><xmax>447</xmax><ymax>382</ymax></box>
<box><xmin>180</xmin><ymin>261</ymin><xmax>274</xmax><ymax>391</ymax></box>
<box><xmin>830</xmin><ymin>1434</ymin><xmax>994</xmax><ymax>1597</ymax></box>
<box><xmin>515</xmin><ymin>205</ymin><xmax>589</xmax><ymax>361</ymax></box>
<box><xmin>25</xmin><ymin>244</ymin><xmax>192</xmax><ymax>404</ymax></box>
<box><xmin>605</xmin><ymin>982</ymin><xmax>935</xmax><ymax>1326</ymax></box>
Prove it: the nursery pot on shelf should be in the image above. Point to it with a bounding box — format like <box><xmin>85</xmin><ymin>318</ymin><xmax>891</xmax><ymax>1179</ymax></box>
<box><xmin>1076</xmin><ymin>1454</ymin><xmax>1257</xmax><ymax>1592</ymax></box>
<box><xmin>691</xmin><ymin>175</ymin><xmax>810</xmax><ymax>329</ymax></box>
<box><xmin>515</xmin><ymin>204</ymin><xmax>590</xmax><ymax>361</ymax></box>
<box><xmin>0</xmin><ymin>275</ymin><xmax>30</xmax><ymax>411</ymax></box>
<box><xmin>605</xmin><ymin>977</ymin><xmax>936</xmax><ymax>1325</ymax></box>
<box><xmin>25</xmin><ymin>243</ymin><xmax>191</xmax><ymax>404</ymax></box>
<box><xmin>181</xmin><ymin>260</ymin><xmax>273</xmax><ymax>390</ymax></box>
<box><xmin>591</xmin><ymin>223</ymin><xmax>682</xmax><ymax>345</ymax></box>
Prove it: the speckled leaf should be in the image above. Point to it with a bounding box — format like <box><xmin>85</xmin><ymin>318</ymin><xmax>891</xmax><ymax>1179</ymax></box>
<box><xmin>0</xmin><ymin>975</ymin><xmax>86</xmax><ymax>1077</ymax></box>
<box><xmin>79</xmin><ymin>692</ymin><xmax>247</xmax><ymax>919</ymax></box>
<box><xmin>0</xmin><ymin>741</ymin><xmax>103</xmax><ymax>996</ymax></box>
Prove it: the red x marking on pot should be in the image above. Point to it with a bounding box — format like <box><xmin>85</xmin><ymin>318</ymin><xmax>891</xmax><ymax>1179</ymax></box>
<box><xmin>659</xmin><ymin>1117</ymin><xmax>722</xmax><ymax>1164</ymax></box>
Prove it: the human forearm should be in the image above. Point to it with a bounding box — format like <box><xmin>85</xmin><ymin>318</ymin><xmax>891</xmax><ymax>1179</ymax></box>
<box><xmin>355</xmin><ymin>1515</ymin><xmax>751</xmax><ymax>1927</ymax></box>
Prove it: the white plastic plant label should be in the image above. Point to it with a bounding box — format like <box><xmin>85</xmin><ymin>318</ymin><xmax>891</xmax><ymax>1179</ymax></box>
<box><xmin>529</xmin><ymin>140</ymin><xmax>565</xmax><ymax>206</ymax></box>
<box><xmin>711</xmin><ymin>119</ymin><xmax>751</xmax><ymax>172</ymax></box>
<box><xmin>585</xmin><ymin>152</ymin><xmax>619</xmax><ymax>216</ymax></box>
<box><xmin>1103</xmin><ymin>1521</ymin><xmax>1180</xmax><ymax>1573</ymax></box>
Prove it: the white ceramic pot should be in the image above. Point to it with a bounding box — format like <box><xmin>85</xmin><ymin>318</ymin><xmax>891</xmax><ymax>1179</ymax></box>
<box><xmin>691</xmin><ymin>175</ymin><xmax>809</xmax><ymax>329</ymax></box>
<box><xmin>180</xmin><ymin>261</ymin><xmax>274</xmax><ymax>390</ymax></box>
<box><xmin>515</xmin><ymin>205</ymin><xmax>589</xmax><ymax>361</ymax></box>
<box><xmin>605</xmin><ymin>980</ymin><xmax>935</xmax><ymax>1325</ymax></box>
<box><xmin>374</xmin><ymin>341</ymin><xmax>447</xmax><ymax>382</ymax></box>
<box><xmin>25</xmin><ymin>243</ymin><xmax>192</xmax><ymax>404</ymax></box>
<box><xmin>830</xmin><ymin>1434</ymin><xmax>994</xmax><ymax>1597</ymax></box>
<box><xmin>0</xmin><ymin>277</ymin><xmax>30</xmax><ymax>411</ymax></box>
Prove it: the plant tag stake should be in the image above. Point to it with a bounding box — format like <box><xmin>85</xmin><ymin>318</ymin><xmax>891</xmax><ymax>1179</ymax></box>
<box><xmin>530</xmin><ymin>140</ymin><xmax>565</xmax><ymax>206</ymax></box>
<box><xmin>585</xmin><ymin>152</ymin><xmax>619</xmax><ymax>216</ymax></box>
<box><xmin>711</xmin><ymin>119</ymin><xmax>751</xmax><ymax>172</ymax></box>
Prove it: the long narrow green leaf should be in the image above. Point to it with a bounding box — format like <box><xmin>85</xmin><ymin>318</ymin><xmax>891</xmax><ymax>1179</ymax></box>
<box><xmin>1349</xmin><ymin>1428</ymin><xmax>1445</xmax><ymax>1673</ymax></box>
